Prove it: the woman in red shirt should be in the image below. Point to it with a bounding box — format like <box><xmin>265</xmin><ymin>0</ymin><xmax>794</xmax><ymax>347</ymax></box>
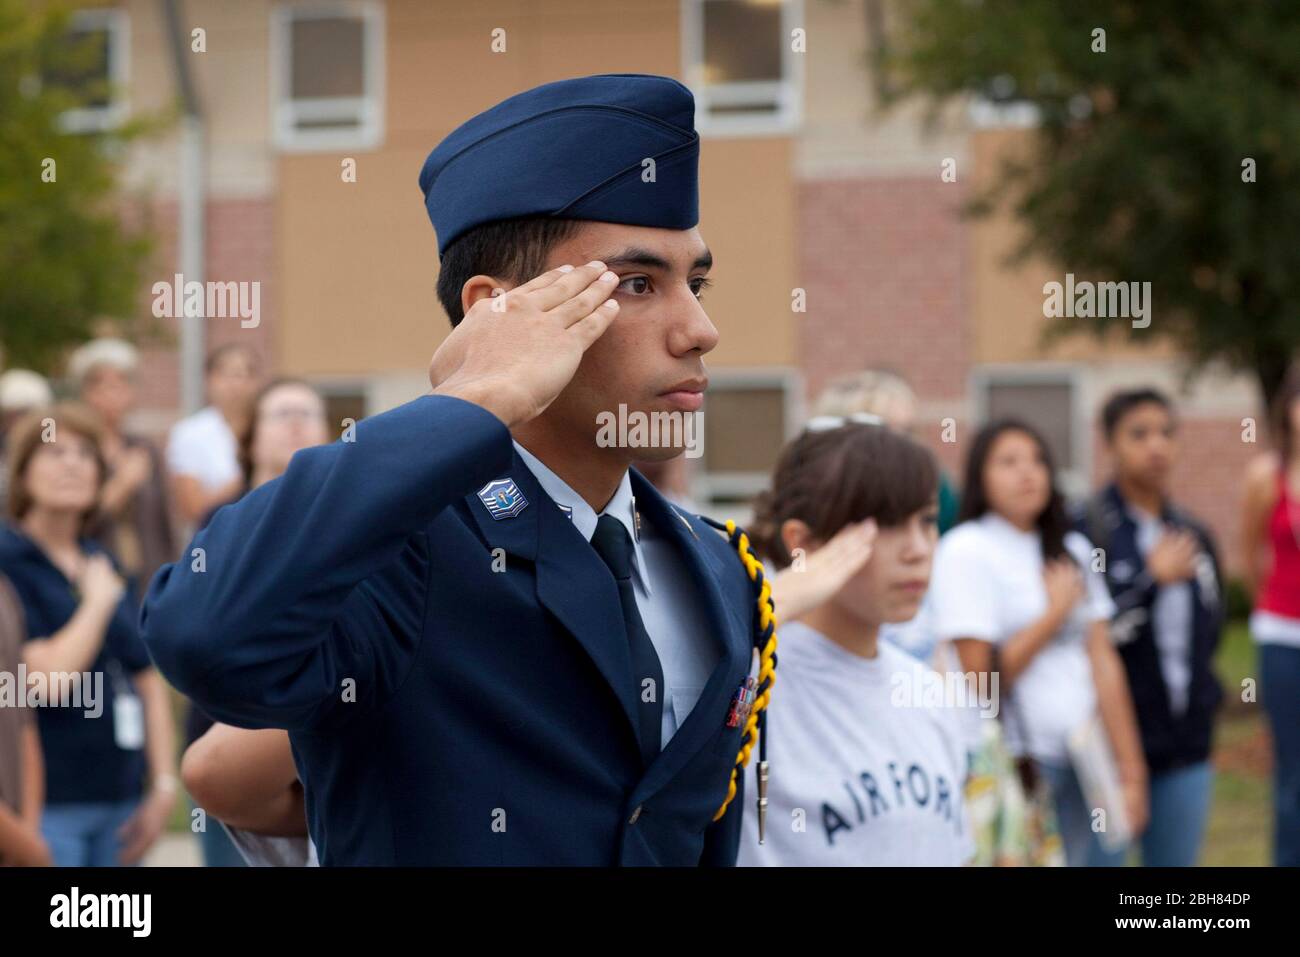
<box><xmin>1241</xmin><ymin>367</ymin><xmax>1300</xmax><ymax>867</ymax></box>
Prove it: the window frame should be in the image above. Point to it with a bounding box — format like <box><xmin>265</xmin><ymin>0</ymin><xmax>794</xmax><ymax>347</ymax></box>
<box><xmin>680</xmin><ymin>0</ymin><xmax>804</xmax><ymax>138</ymax></box>
<box><xmin>970</xmin><ymin>363</ymin><xmax>1091</xmax><ymax>497</ymax></box>
<box><xmin>303</xmin><ymin>377</ymin><xmax>371</xmax><ymax>437</ymax></box>
<box><xmin>694</xmin><ymin>367</ymin><xmax>802</xmax><ymax>505</ymax></box>
<box><xmin>57</xmin><ymin>7</ymin><xmax>131</xmax><ymax>134</ymax></box>
<box><xmin>967</xmin><ymin>96</ymin><xmax>1042</xmax><ymax>129</ymax></box>
<box><xmin>270</xmin><ymin>0</ymin><xmax>386</xmax><ymax>152</ymax></box>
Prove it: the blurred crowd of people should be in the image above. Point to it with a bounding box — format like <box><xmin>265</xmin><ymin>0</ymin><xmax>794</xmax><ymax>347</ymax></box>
<box><xmin>0</xmin><ymin>346</ymin><xmax>1297</xmax><ymax>867</ymax></box>
<box><xmin>0</xmin><ymin>341</ymin><xmax>328</xmax><ymax>866</ymax></box>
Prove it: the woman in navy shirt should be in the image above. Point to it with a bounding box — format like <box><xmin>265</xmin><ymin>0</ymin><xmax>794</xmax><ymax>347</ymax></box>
<box><xmin>1</xmin><ymin>403</ymin><xmax>177</xmax><ymax>866</ymax></box>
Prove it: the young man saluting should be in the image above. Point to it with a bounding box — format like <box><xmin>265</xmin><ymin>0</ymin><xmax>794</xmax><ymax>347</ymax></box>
<box><xmin>142</xmin><ymin>74</ymin><xmax>765</xmax><ymax>866</ymax></box>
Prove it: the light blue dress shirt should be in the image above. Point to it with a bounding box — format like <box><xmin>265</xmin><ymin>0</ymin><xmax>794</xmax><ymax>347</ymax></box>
<box><xmin>512</xmin><ymin>440</ymin><xmax>719</xmax><ymax>747</ymax></box>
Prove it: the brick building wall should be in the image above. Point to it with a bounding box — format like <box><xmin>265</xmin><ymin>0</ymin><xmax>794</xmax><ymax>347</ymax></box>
<box><xmin>796</xmin><ymin>175</ymin><xmax>1260</xmax><ymax>575</ymax></box>
<box><xmin>796</xmin><ymin>175</ymin><xmax>970</xmax><ymax>479</ymax></box>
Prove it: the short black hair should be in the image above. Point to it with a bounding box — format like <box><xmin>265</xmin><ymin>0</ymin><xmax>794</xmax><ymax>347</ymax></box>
<box><xmin>1101</xmin><ymin>388</ymin><xmax>1173</xmax><ymax>438</ymax></box>
<box><xmin>435</xmin><ymin>217</ymin><xmax>584</xmax><ymax>326</ymax></box>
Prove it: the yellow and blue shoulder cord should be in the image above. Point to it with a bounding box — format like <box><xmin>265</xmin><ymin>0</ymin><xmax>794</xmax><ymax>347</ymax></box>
<box><xmin>700</xmin><ymin>516</ymin><xmax>779</xmax><ymax>843</ymax></box>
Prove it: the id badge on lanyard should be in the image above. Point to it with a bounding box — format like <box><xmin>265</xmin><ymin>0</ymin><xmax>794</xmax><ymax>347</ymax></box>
<box><xmin>107</xmin><ymin>660</ymin><xmax>145</xmax><ymax>751</ymax></box>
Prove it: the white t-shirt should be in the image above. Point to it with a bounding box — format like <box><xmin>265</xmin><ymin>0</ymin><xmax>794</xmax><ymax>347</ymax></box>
<box><xmin>881</xmin><ymin>599</ymin><xmax>937</xmax><ymax>664</ymax></box>
<box><xmin>929</xmin><ymin>513</ymin><xmax>1116</xmax><ymax>764</ymax></box>
<box><xmin>1250</xmin><ymin>609</ymin><xmax>1300</xmax><ymax>648</ymax></box>
<box><xmin>224</xmin><ymin>824</ymin><xmax>318</xmax><ymax>867</ymax></box>
<box><xmin>166</xmin><ymin>406</ymin><xmax>240</xmax><ymax>491</ymax></box>
<box><xmin>738</xmin><ymin>621</ymin><xmax>973</xmax><ymax>867</ymax></box>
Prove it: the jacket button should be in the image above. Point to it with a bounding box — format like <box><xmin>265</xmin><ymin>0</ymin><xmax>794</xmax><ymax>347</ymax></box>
<box><xmin>628</xmin><ymin>805</ymin><xmax>643</xmax><ymax>825</ymax></box>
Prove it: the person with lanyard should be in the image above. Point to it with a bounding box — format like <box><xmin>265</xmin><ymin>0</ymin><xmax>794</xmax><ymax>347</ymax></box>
<box><xmin>1241</xmin><ymin>366</ymin><xmax>1300</xmax><ymax>867</ymax></box>
<box><xmin>1</xmin><ymin>403</ymin><xmax>178</xmax><ymax>866</ymax></box>
<box><xmin>740</xmin><ymin>416</ymin><xmax>973</xmax><ymax>866</ymax></box>
<box><xmin>1074</xmin><ymin>388</ymin><xmax>1224</xmax><ymax>867</ymax></box>
<box><xmin>142</xmin><ymin>74</ymin><xmax>776</xmax><ymax>866</ymax></box>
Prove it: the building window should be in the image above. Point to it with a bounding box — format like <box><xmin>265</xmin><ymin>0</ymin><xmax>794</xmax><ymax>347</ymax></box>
<box><xmin>271</xmin><ymin>2</ymin><xmax>384</xmax><ymax>151</ymax></box>
<box><xmin>50</xmin><ymin>8</ymin><xmax>130</xmax><ymax>133</ymax></box>
<box><xmin>682</xmin><ymin>0</ymin><xmax>803</xmax><ymax>136</ymax></box>
<box><xmin>315</xmin><ymin>383</ymin><xmax>368</xmax><ymax>439</ymax></box>
<box><xmin>967</xmin><ymin>73</ymin><xmax>1043</xmax><ymax>128</ymax></box>
<box><xmin>696</xmin><ymin>370</ymin><xmax>799</xmax><ymax>510</ymax></box>
<box><xmin>974</xmin><ymin>368</ymin><xmax>1088</xmax><ymax>495</ymax></box>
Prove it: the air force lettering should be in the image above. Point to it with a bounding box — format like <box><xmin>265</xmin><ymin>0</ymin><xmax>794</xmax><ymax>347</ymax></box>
<box><xmin>739</xmin><ymin>621</ymin><xmax>972</xmax><ymax>867</ymax></box>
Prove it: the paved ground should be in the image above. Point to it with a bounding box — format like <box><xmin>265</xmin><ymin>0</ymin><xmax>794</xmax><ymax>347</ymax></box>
<box><xmin>143</xmin><ymin>833</ymin><xmax>202</xmax><ymax>867</ymax></box>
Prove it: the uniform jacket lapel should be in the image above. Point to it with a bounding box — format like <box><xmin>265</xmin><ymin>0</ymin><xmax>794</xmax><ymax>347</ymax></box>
<box><xmin>465</xmin><ymin>455</ymin><xmax>752</xmax><ymax>797</ymax></box>
<box><xmin>466</xmin><ymin>451</ymin><xmax>639</xmax><ymax>744</ymax></box>
<box><xmin>628</xmin><ymin>471</ymin><xmax>752</xmax><ymax>799</ymax></box>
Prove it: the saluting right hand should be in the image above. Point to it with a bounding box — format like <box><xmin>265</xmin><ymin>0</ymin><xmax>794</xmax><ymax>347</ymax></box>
<box><xmin>79</xmin><ymin>554</ymin><xmax>125</xmax><ymax>610</ymax></box>
<box><xmin>769</xmin><ymin>520</ymin><xmax>877</xmax><ymax>620</ymax></box>
<box><xmin>428</xmin><ymin>261</ymin><xmax>621</xmax><ymax>429</ymax></box>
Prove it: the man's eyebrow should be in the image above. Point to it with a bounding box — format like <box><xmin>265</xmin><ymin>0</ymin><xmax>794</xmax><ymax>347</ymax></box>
<box><xmin>598</xmin><ymin>246</ymin><xmax>714</xmax><ymax>273</ymax></box>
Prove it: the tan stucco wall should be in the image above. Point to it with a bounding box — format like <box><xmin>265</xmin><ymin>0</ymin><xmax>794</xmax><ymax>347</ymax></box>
<box><xmin>276</xmin><ymin>0</ymin><xmax>797</xmax><ymax>376</ymax></box>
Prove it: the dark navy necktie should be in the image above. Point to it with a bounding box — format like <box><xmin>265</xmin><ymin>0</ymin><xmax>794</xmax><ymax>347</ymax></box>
<box><xmin>590</xmin><ymin>513</ymin><xmax>664</xmax><ymax>766</ymax></box>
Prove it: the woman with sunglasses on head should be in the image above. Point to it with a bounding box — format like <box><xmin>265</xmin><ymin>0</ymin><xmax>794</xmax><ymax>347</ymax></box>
<box><xmin>738</xmin><ymin>416</ymin><xmax>973</xmax><ymax>866</ymax></box>
<box><xmin>929</xmin><ymin>419</ymin><xmax>1147</xmax><ymax>867</ymax></box>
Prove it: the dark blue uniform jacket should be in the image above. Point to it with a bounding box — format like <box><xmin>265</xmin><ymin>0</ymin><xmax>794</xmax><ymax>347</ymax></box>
<box><xmin>142</xmin><ymin>395</ymin><xmax>756</xmax><ymax>865</ymax></box>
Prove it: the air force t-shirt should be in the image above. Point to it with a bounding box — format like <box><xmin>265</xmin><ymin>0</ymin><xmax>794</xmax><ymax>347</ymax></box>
<box><xmin>738</xmin><ymin>621</ymin><xmax>973</xmax><ymax>866</ymax></box>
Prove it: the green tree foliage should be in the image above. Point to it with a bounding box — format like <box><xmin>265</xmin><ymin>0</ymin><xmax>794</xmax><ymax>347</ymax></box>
<box><xmin>887</xmin><ymin>0</ymin><xmax>1300</xmax><ymax>408</ymax></box>
<box><xmin>0</xmin><ymin>0</ymin><xmax>158</xmax><ymax>373</ymax></box>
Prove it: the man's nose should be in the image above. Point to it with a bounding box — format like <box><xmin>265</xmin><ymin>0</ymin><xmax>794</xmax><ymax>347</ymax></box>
<box><xmin>667</xmin><ymin>289</ymin><xmax>719</xmax><ymax>357</ymax></box>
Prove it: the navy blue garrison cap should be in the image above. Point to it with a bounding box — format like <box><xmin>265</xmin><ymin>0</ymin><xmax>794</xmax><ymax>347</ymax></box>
<box><xmin>419</xmin><ymin>73</ymin><xmax>699</xmax><ymax>256</ymax></box>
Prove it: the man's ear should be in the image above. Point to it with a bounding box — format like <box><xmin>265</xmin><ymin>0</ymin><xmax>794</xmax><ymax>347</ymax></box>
<box><xmin>779</xmin><ymin>518</ymin><xmax>815</xmax><ymax>559</ymax></box>
<box><xmin>461</xmin><ymin>275</ymin><xmax>513</xmax><ymax>317</ymax></box>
